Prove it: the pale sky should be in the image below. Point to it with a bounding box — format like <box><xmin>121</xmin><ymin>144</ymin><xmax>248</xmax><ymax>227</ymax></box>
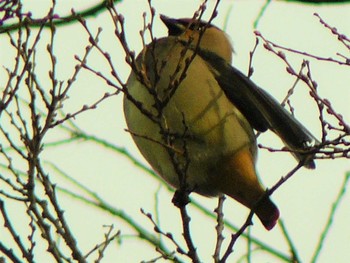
<box><xmin>0</xmin><ymin>1</ymin><xmax>350</xmax><ymax>262</ymax></box>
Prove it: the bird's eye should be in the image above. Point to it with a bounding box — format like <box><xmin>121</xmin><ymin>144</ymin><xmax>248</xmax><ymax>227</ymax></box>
<box><xmin>188</xmin><ymin>21</ymin><xmax>208</xmax><ymax>31</ymax></box>
<box><xmin>165</xmin><ymin>18</ymin><xmax>210</xmax><ymax>36</ymax></box>
<box><xmin>167</xmin><ymin>25</ymin><xmax>186</xmax><ymax>36</ymax></box>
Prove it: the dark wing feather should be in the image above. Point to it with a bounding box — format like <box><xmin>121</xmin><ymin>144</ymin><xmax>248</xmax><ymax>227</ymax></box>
<box><xmin>197</xmin><ymin>49</ymin><xmax>319</xmax><ymax>168</ymax></box>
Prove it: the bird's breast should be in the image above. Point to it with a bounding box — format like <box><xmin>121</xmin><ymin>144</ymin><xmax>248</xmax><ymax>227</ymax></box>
<box><xmin>123</xmin><ymin>38</ymin><xmax>256</xmax><ymax>194</ymax></box>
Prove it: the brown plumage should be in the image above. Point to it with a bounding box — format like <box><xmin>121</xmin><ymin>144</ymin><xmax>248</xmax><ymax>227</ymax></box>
<box><xmin>123</xmin><ymin>15</ymin><xmax>317</xmax><ymax>230</ymax></box>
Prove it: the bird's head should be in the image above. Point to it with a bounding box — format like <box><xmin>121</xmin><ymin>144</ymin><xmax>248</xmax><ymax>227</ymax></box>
<box><xmin>160</xmin><ymin>15</ymin><xmax>233</xmax><ymax>63</ymax></box>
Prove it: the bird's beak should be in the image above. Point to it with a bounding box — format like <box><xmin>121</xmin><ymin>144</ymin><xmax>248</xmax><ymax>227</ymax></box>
<box><xmin>160</xmin><ymin>14</ymin><xmax>184</xmax><ymax>36</ymax></box>
<box><xmin>160</xmin><ymin>15</ymin><xmax>177</xmax><ymax>29</ymax></box>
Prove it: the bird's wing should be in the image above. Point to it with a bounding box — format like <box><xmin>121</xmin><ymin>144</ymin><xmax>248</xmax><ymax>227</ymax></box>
<box><xmin>197</xmin><ymin>49</ymin><xmax>319</xmax><ymax>168</ymax></box>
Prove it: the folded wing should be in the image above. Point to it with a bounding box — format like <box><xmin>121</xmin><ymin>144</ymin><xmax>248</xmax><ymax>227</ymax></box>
<box><xmin>197</xmin><ymin>49</ymin><xmax>318</xmax><ymax>168</ymax></box>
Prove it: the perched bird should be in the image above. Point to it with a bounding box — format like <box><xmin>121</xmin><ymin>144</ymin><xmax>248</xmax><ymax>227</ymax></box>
<box><xmin>123</xmin><ymin>15</ymin><xmax>318</xmax><ymax>230</ymax></box>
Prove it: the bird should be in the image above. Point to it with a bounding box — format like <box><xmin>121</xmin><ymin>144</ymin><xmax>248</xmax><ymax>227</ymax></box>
<box><xmin>123</xmin><ymin>15</ymin><xmax>318</xmax><ymax>230</ymax></box>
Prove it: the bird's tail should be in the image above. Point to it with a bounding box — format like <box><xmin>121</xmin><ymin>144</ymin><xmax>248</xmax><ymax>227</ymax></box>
<box><xmin>253</xmin><ymin>87</ymin><xmax>319</xmax><ymax>169</ymax></box>
<box><xmin>255</xmin><ymin>197</ymin><xmax>280</xmax><ymax>231</ymax></box>
<box><xmin>215</xmin><ymin>147</ymin><xmax>280</xmax><ymax>230</ymax></box>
